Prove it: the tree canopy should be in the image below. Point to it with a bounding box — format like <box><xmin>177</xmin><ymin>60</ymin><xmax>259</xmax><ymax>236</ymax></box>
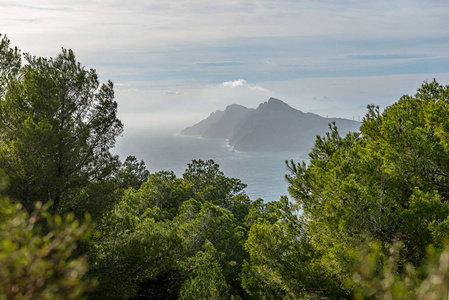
<box><xmin>0</xmin><ymin>34</ymin><xmax>143</xmax><ymax>218</ymax></box>
<box><xmin>282</xmin><ymin>79</ymin><xmax>449</xmax><ymax>297</ymax></box>
<box><xmin>0</xmin><ymin>171</ymin><xmax>92</xmax><ymax>299</ymax></box>
<box><xmin>88</xmin><ymin>159</ymin><xmax>250</xmax><ymax>299</ymax></box>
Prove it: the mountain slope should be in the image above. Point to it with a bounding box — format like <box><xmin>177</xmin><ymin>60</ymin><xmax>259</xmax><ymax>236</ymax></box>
<box><xmin>181</xmin><ymin>97</ymin><xmax>360</xmax><ymax>153</ymax></box>
<box><xmin>181</xmin><ymin>104</ymin><xmax>253</xmax><ymax>139</ymax></box>
<box><xmin>230</xmin><ymin>98</ymin><xmax>360</xmax><ymax>152</ymax></box>
<box><xmin>181</xmin><ymin>110</ymin><xmax>225</xmax><ymax>136</ymax></box>
<box><xmin>203</xmin><ymin>104</ymin><xmax>254</xmax><ymax>139</ymax></box>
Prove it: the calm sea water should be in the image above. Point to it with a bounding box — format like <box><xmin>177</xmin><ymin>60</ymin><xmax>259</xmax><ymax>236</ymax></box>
<box><xmin>114</xmin><ymin>133</ymin><xmax>305</xmax><ymax>202</ymax></box>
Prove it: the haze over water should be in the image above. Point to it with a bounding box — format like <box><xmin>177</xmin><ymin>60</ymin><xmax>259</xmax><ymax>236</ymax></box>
<box><xmin>114</xmin><ymin>133</ymin><xmax>303</xmax><ymax>202</ymax></box>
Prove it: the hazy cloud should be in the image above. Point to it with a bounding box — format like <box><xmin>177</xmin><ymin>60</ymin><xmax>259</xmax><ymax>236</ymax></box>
<box><xmin>220</xmin><ymin>79</ymin><xmax>270</xmax><ymax>94</ymax></box>
<box><xmin>313</xmin><ymin>96</ymin><xmax>330</xmax><ymax>102</ymax></box>
<box><xmin>249</xmin><ymin>85</ymin><xmax>268</xmax><ymax>92</ymax></box>
<box><xmin>221</xmin><ymin>79</ymin><xmax>247</xmax><ymax>88</ymax></box>
<box><xmin>193</xmin><ymin>61</ymin><xmax>251</xmax><ymax>67</ymax></box>
<box><xmin>162</xmin><ymin>91</ymin><xmax>181</xmax><ymax>95</ymax></box>
<box><xmin>350</xmin><ymin>54</ymin><xmax>434</xmax><ymax>60</ymax></box>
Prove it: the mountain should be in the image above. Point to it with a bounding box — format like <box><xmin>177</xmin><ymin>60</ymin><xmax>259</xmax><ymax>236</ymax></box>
<box><xmin>181</xmin><ymin>104</ymin><xmax>254</xmax><ymax>139</ymax></box>
<box><xmin>203</xmin><ymin>104</ymin><xmax>255</xmax><ymax>139</ymax></box>
<box><xmin>181</xmin><ymin>97</ymin><xmax>360</xmax><ymax>153</ymax></box>
<box><xmin>181</xmin><ymin>109</ymin><xmax>225</xmax><ymax>136</ymax></box>
<box><xmin>229</xmin><ymin>98</ymin><xmax>360</xmax><ymax>152</ymax></box>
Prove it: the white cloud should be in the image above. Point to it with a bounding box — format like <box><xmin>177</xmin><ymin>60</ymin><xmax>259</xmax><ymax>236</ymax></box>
<box><xmin>220</xmin><ymin>79</ymin><xmax>271</xmax><ymax>94</ymax></box>
<box><xmin>249</xmin><ymin>85</ymin><xmax>268</xmax><ymax>93</ymax></box>
<box><xmin>221</xmin><ymin>79</ymin><xmax>247</xmax><ymax>88</ymax></box>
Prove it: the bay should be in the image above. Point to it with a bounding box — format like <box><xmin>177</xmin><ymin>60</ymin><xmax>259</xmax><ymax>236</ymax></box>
<box><xmin>114</xmin><ymin>133</ymin><xmax>306</xmax><ymax>202</ymax></box>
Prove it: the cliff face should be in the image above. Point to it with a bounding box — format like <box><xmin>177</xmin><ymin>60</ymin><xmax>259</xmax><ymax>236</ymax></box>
<box><xmin>181</xmin><ymin>98</ymin><xmax>360</xmax><ymax>153</ymax></box>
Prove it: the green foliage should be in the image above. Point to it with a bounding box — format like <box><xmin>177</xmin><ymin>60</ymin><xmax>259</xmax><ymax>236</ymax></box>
<box><xmin>183</xmin><ymin>159</ymin><xmax>247</xmax><ymax>206</ymax></box>
<box><xmin>351</xmin><ymin>241</ymin><xmax>449</xmax><ymax>300</ymax></box>
<box><xmin>0</xmin><ymin>35</ymin><xmax>151</xmax><ymax>222</ymax></box>
<box><xmin>0</xmin><ymin>44</ymin><xmax>124</xmax><ymax>217</ymax></box>
<box><xmin>242</xmin><ymin>197</ymin><xmax>348</xmax><ymax>299</ymax></box>
<box><xmin>0</xmin><ymin>194</ymin><xmax>92</xmax><ymax>299</ymax></box>
<box><xmin>89</xmin><ymin>207</ymin><xmax>180</xmax><ymax>299</ymax></box>
<box><xmin>116</xmin><ymin>155</ymin><xmax>150</xmax><ymax>190</ymax></box>
<box><xmin>285</xmin><ymin>80</ymin><xmax>449</xmax><ymax>297</ymax></box>
<box><xmin>89</xmin><ymin>160</ymin><xmax>250</xmax><ymax>299</ymax></box>
<box><xmin>0</xmin><ymin>34</ymin><xmax>21</xmax><ymax>96</ymax></box>
<box><xmin>179</xmin><ymin>241</ymin><xmax>230</xmax><ymax>300</ymax></box>
<box><xmin>139</xmin><ymin>170</ymin><xmax>190</xmax><ymax>219</ymax></box>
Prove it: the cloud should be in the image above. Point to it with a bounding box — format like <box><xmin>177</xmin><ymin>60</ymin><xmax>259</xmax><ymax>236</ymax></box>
<box><xmin>350</xmin><ymin>54</ymin><xmax>434</xmax><ymax>60</ymax></box>
<box><xmin>3</xmin><ymin>1</ymin><xmax>449</xmax><ymax>87</ymax></box>
<box><xmin>312</xmin><ymin>96</ymin><xmax>330</xmax><ymax>101</ymax></box>
<box><xmin>193</xmin><ymin>61</ymin><xmax>251</xmax><ymax>67</ymax></box>
<box><xmin>3</xmin><ymin>0</ymin><xmax>449</xmax><ymax>134</ymax></box>
<box><xmin>162</xmin><ymin>90</ymin><xmax>181</xmax><ymax>95</ymax></box>
<box><xmin>249</xmin><ymin>85</ymin><xmax>268</xmax><ymax>92</ymax></box>
<box><xmin>0</xmin><ymin>2</ymin><xmax>75</xmax><ymax>11</ymax></box>
<box><xmin>220</xmin><ymin>79</ymin><xmax>270</xmax><ymax>94</ymax></box>
<box><xmin>221</xmin><ymin>79</ymin><xmax>247</xmax><ymax>88</ymax></box>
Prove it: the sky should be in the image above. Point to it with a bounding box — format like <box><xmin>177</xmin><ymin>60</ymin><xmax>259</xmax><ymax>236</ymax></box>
<box><xmin>1</xmin><ymin>0</ymin><xmax>449</xmax><ymax>135</ymax></box>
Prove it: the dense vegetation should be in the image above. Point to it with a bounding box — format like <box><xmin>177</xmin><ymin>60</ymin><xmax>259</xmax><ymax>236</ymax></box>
<box><xmin>2</xmin><ymin>33</ymin><xmax>449</xmax><ymax>299</ymax></box>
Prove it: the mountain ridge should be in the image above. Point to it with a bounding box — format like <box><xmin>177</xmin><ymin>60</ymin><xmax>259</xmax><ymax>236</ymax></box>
<box><xmin>181</xmin><ymin>98</ymin><xmax>360</xmax><ymax>153</ymax></box>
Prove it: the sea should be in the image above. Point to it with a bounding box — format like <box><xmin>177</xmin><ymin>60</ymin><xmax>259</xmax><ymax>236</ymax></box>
<box><xmin>114</xmin><ymin>133</ymin><xmax>307</xmax><ymax>202</ymax></box>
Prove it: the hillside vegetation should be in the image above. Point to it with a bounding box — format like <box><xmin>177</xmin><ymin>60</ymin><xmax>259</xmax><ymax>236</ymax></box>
<box><xmin>2</xmin><ymin>34</ymin><xmax>449</xmax><ymax>299</ymax></box>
